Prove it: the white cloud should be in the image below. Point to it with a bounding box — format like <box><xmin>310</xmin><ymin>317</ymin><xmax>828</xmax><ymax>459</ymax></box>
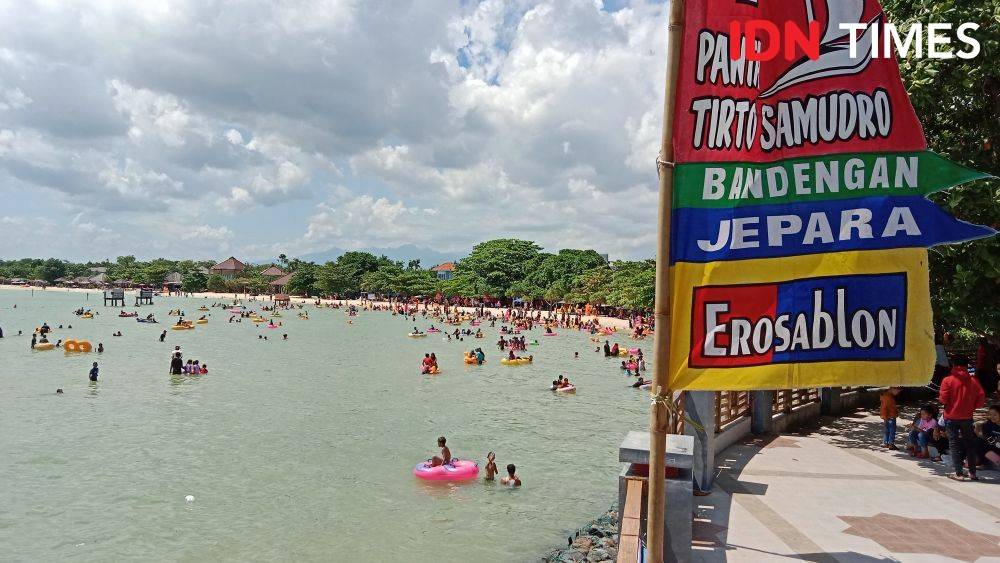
<box><xmin>109</xmin><ymin>79</ymin><xmax>199</xmax><ymax>147</ymax></box>
<box><xmin>0</xmin><ymin>87</ymin><xmax>32</xmax><ymax>110</ymax></box>
<box><xmin>0</xmin><ymin>0</ymin><xmax>668</xmax><ymax>260</ymax></box>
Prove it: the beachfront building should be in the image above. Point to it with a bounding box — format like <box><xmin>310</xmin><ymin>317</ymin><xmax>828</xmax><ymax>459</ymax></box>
<box><xmin>269</xmin><ymin>272</ymin><xmax>294</xmax><ymax>295</ymax></box>
<box><xmin>163</xmin><ymin>272</ymin><xmax>183</xmax><ymax>293</ymax></box>
<box><xmin>430</xmin><ymin>262</ymin><xmax>455</xmax><ymax>281</ymax></box>
<box><xmin>261</xmin><ymin>265</ymin><xmax>286</xmax><ymax>278</ymax></box>
<box><xmin>210</xmin><ymin>257</ymin><xmax>245</xmax><ymax>280</ymax></box>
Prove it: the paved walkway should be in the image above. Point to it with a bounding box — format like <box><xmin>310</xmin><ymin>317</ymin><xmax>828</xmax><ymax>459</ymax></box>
<box><xmin>691</xmin><ymin>407</ymin><xmax>1000</xmax><ymax>562</ymax></box>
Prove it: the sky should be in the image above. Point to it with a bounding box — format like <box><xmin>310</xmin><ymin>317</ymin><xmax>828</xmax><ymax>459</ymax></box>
<box><xmin>0</xmin><ymin>0</ymin><xmax>669</xmax><ymax>262</ymax></box>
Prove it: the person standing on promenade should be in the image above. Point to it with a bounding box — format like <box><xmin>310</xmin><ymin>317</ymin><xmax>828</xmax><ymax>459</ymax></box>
<box><xmin>939</xmin><ymin>355</ymin><xmax>986</xmax><ymax>481</ymax></box>
<box><xmin>880</xmin><ymin>387</ymin><xmax>900</xmax><ymax>449</ymax></box>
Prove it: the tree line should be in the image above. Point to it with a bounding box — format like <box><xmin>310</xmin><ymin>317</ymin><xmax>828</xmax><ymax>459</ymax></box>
<box><xmin>0</xmin><ymin>240</ymin><xmax>656</xmax><ymax>311</ymax></box>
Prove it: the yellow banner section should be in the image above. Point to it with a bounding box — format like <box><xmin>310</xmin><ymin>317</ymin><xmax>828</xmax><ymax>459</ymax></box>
<box><xmin>668</xmin><ymin>248</ymin><xmax>935</xmax><ymax>390</ymax></box>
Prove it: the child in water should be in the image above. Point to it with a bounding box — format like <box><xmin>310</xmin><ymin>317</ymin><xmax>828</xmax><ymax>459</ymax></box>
<box><xmin>484</xmin><ymin>452</ymin><xmax>498</xmax><ymax>481</ymax></box>
<box><xmin>429</xmin><ymin>436</ymin><xmax>451</xmax><ymax>467</ymax></box>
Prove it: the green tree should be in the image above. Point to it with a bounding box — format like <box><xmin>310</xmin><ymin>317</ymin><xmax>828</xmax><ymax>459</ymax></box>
<box><xmin>606</xmin><ymin>260</ymin><xmax>656</xmax><ymax>311</ymax></box>
<box><xmin>566</xmin><ymin>266</ymin><xmax>613</xmax><ymax>305</ymax></box>
<box><xmin>33</xmin><ymin>258</ymin><xmax>67</xmax><ymax>283</ymax></box>
<box><xmin>451</xmin><ymin>239</ymin><xmax>541</xmax><ymax>297</ymax></box>
<box><xmin>882</xmin><ymin>0</ymin><xmax>1000</xmax><ymax>335</ymax></box>
<box><xmin>182</xmin><ymin>271</ymin><xmax>207</xmax><ymax>293</ymax></box>
<box><xmin>138</xmin><ymin>261</ymin><xmax>172</xmax><ymax>287</ymax></box>
<box><xmin>285</xmin><ymin>263</ymin><xmax>318</xmax><ymax>296</ymax></box>
<box><xmin>206</xmin><ymin>274</ymin><xmax>228</xmax><ymax>293</ymax></box>
<box><xmin>107</xmin><ymin>255</ymin><xmax>140</xmax><ymax>282</ymax></box>
<box><xmin>513</xmin><ymin>249</ymin><xmax>607</xmax><ymax>303</ymax></box>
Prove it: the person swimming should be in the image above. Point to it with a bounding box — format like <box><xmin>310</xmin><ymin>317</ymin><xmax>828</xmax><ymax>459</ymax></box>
<box><xmin>500</xmin><ymin>463</ymin><xmax>521</xmax><ymax>487</ymax></box>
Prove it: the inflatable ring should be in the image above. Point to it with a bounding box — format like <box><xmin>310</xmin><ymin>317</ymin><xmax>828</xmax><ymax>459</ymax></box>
<box><xmin>78</xmin><ymin>341</ymin><xmax>92</xmax><ymax>353</ymax></box>
<box><xmin>196</xmin><ymin>319</ymin><xmax>208</xmax><ymax>324</ymax></box>
<box><xmin>554</xmin><ymin>385</ymin><xmax>577</xmax><ymax>394</ymax></box>
<box><xmin>500</xmin><ymin>358</ymin><xmax>532</xmax><ymax>366</ymax></box>
<box><xmin>64</xmin><ymin>340</ymin><xmax>80</xmax><ymax>352</ymax></box>
<box><xmin>34</xmin><ymin>342</ymin><xmax>55</xmax><ymax>351</ymax></box>
<box><xmin>413</xmin><ymin>459</ymin><xmax>479</xmax><ymax>481</ymax></box>
<box><xmin>81</xmin><ymin>313</ymin><xmax>93</xmax><ymax>319</ymax></box>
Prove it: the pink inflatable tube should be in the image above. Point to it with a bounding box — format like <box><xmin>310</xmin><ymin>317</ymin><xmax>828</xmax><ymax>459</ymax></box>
<box><xmin>542</xmin><ymin>332</ymin><xmax>557</xmax><ymax>336</ymax></box>
<box><xmin>413</xmin><ymin>459</ymin><xmax>479</xmax><ymax>481</ymax></box>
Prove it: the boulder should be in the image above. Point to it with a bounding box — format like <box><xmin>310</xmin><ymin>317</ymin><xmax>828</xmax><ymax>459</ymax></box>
<box><xmin>572</xmin><ymin>537</ymin><xmax>593</xmax><ymax>552</ymax></box>
<box><xmin>587</xmin><ymin>547</ymin><xmax>610</xmax><ymax>562</ymax></box>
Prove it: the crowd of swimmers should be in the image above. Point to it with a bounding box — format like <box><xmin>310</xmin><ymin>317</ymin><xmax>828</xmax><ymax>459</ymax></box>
<box><xmin>168</xmin><ymin>346</ymin><xmax>208</xmax><ymax>375</ymax></box>
<box><xmin>497</xmin><ymin>336</ymin><xmax>529</xmax><ymax>351</ymax></box>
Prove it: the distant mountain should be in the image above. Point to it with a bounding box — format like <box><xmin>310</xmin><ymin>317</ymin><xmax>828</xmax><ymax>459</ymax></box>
<box><xmin>296</xmin><ymin>244</ymin><xmax>465</xmax><ymax>268</ymax></box>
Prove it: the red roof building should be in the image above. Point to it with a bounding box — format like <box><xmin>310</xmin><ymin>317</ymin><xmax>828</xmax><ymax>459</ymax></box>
<box><xmin>210</xmin><ymin>257</ymin><xmax>246</xmax><ymax>279</ymax></box>
<box><xmin>269</xmin><ymin>272</ymin><xmax>294</xmax><ymax>294</ymax></box>
<box><xmin>430</xmin><ymin>262</ymin><xmax>455</xmax><ymax>280</ymax></box>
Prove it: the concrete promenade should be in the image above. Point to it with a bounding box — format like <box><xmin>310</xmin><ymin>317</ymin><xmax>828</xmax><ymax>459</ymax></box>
<box><xmin>691</xmin><ymin>408</ymin><xmax>1000</xmax><ymax>562</ymax></box>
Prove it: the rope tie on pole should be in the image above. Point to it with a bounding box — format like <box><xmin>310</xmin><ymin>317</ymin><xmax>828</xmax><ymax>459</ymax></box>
<box><xmin>650</xmin><ymin>389</ymin><xmax>705</xmax><ymax>432</ymax></box>
<box><xmin>655</xmin><ymin>156</ymin><xmax>674</xmax><ymax>179</ymax></box>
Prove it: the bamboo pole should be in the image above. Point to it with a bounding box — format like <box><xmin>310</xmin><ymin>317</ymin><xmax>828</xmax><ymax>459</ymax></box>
<box><xmin>647</xmin><ymin>0</ymin><xmax>685</xmax><ymax>561</ymax></box>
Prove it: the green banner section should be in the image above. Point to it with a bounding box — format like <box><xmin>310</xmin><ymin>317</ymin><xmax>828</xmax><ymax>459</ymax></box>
<box><xmin>674</xmin><ymin>151</ymin><xmax>990</xmax><ymax>209</ymax></box>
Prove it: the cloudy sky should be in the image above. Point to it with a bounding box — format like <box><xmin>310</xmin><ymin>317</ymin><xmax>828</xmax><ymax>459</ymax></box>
<box><xmin>0</xmin><ymin>0</ymin><xmax>669</xmax><ymax>261</ymax></box>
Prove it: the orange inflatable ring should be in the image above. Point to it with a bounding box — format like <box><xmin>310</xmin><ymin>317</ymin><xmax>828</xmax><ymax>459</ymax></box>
<box><xmin>78</xmin><ymin>341</ymin><xmax>93</xmax><ymax>353</ymax></box>
<box><xmin>64</xmin><ymin>340</ymin><xmax>80</xmax><ymax>352</ymax></box>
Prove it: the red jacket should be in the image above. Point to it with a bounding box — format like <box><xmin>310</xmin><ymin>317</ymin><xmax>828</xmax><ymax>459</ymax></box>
<box><xmin>939</xmin><ymin>367</ymin><xmax>986</xmax><ymax>420</ymax></box>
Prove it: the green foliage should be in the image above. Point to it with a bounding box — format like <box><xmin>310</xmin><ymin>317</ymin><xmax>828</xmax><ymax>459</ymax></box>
<box><xmin>512</xmin><ymin>249</ymin><xmax>607</xmax><ymax>302</ymax></box>
<box><xmin>565</xmin><ymin>260</ymin><xmax>655</xmax><ymax>310</ymax></box>
<box><xmin>182</xmin><ymin>271</ymin><xmax>207</xmax><ymax>293</ymax></box>
<box><xmin>451</xmin><ymin>239</ymin><xmax>542</xmax><ymax>297</ymax></box>
<box><xmin>1</xmin><ymin>240</ymin><xmax>655</xmax><ymax>311</ymax></box>
<box><xmin>206</xmin><ymin>274</ymin><xmax>228</xmax><ymax>293</ymax></box>
<box><xmin>137</xmin><ymin>260</ymin><xmax>172</xmax><ymax>287</ymax></box>
<box><xmin>313</xmin><ymin>252</ymin><xmax>397</xmax><ymax>296</ymax></box>
<box><xmin>607</xmin><ymin>260</ymin><xmax>656</xmax><ymax>311</ymax></box>
<box><xmin>565</xmin><ymin>265</ymin><xmax>613</xmax><ymax>305</ymax></box>
<box><xmin>34</xmin><ymin>258</ymin><xmax>67</xmax><ymax>283</ymax></box>
<box><xmin>882</xmin><ymin>0</ymin><xmax>1000</xmax><ymax>334</ymax></box>
<box><xmin>285</xmin><ymin>263</ymin><xmax>318</xmax><ymax>296</ymax></box>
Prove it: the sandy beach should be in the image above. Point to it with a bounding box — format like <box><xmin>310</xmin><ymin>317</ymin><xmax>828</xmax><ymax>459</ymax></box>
<box><xmin>0</xmin><ymin>284</ymin><xmax>635</xmax><ymax>330</ymax></box>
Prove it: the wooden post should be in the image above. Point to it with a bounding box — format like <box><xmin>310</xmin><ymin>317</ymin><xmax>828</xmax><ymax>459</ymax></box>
<box><xmin>647</xmin><ymin>1</ymin><xmax>685</xmax><ymax>561</ymax></box>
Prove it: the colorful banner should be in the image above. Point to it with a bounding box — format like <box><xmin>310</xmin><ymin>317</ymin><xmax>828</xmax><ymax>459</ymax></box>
<box><xmin>666</xmin><ymin>0</ymin><xmax>995</xmax><ymax>390</ymax></box>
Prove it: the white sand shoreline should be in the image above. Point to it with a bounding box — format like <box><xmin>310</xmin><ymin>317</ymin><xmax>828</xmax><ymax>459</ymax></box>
<box><xmin>0</xmin><ymin>284</ymin><xmax>634</xmax><ymax>330</ymax></box>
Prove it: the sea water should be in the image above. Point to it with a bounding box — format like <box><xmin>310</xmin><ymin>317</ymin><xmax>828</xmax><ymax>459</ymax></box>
<box><xmin>0</xmin><ymin>289</ymin><xmax>648</xmax><ymax>562</ymax></box>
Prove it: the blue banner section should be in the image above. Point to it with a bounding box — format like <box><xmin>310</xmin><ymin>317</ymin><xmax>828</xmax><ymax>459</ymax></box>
<box><xmin>671</xmin><ymin>196</ymin><xmax>996</xmax><ymax>263</ymax></box>
<box><xmin>771</xmin><ymin>273</ymin><xmax>907</xmax><ymax>364</ymax></box>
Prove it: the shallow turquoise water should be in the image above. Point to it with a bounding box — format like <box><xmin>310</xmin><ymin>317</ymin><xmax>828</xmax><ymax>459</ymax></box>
<box><xmin>0</xmin><ymin>289</ymin><xmax>648</xmax><ymax>562</ymax></box>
